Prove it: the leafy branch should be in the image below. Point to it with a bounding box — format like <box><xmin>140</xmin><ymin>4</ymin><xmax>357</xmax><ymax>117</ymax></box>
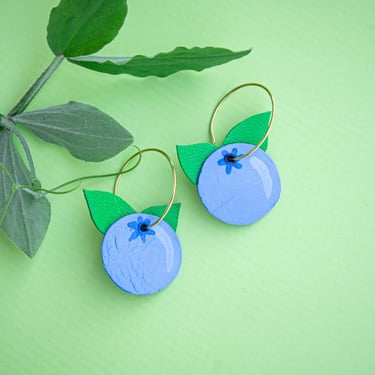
<box><xmin>0</xmin><ymin>0</ymin><xmax>251</xmax><ymax>258</ymax></box>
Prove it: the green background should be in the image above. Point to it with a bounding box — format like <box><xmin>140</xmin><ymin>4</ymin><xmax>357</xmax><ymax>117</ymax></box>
<box><xmin>1</xmin><ymin>0</ymin><xmax>374</xmax><ymax>374</ymax></box>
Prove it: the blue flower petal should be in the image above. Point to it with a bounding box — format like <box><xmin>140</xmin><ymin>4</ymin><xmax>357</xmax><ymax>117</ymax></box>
<box><xmin>129</xmin><ymin>230</ymin><xmax>140</xmax><ymax>242</ymax></box>
<box><xmin>127</xmin><ymin>221</ymin><xmax>138</xmax><ymax>229</ymax></box>
<box><xmin>146</xmin><ymin>228</ymin><xmax>155</xmax><ymax>236</ymax></box>
<box><xmin>143</xmin><ymin>218</ymin><xmax>151</xmax><ymax>226</ymax></box>
<box><xmin>139</xmin><ymin>232</ymin><xmax>147</xmax><ymax>243</ymax></box>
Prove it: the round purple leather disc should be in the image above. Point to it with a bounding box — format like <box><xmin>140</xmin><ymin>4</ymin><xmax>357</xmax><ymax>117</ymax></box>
<box><xmin>102</xmin><ymin>213</ymin><xmax>182</xmax><ymax>295</ymax></box>
<box><xmin>197</xmin><ymin>143</ymin><xmax>281</xmax><ymax>225</ymax></box>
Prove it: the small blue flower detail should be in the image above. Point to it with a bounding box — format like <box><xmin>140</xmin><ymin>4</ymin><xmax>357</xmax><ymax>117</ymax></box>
<box><xmin>127</xmin><ymin>216</ymin><xmax>155</xmax><ymax>243</ymax></box>
<box><xmin>217</xmin><ymin>148</ymin><xmax>243</xmax><ymax>175</ymax></box>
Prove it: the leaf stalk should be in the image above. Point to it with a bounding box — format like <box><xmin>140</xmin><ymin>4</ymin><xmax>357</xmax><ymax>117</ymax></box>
<box><xmin>8</xmin><ymin>55</ymin><xmax>64</xmax><ymax>117</ymax></box>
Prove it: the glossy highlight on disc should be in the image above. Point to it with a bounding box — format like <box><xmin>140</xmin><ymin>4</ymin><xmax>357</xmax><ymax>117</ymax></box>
<box><xmin>101</xmin><ymin>213</ymin><xmax>182</xmax><ymax>295</ymax></box>
<box><xmin>197</xmin><ymin>143</ymin><xmax>281</xmax><ymax>225</ymax></box>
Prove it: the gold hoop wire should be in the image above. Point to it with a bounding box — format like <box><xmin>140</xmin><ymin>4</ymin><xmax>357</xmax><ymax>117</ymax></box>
<box><xmin>113</xmin><ymin>148</ymin><xmax>177</xmax><ymax>228</ymax></box>
<box><xmin>208</xmin><ymin>82</ymin><xmax>275</xmax><ymax>160</ymax></box>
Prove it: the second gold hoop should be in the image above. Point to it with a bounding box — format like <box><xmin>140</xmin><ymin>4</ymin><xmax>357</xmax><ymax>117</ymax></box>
<box><xmin>208</xmin><ymin>82</ymin><xmax>275</xmax><ymax>160</ymax></box>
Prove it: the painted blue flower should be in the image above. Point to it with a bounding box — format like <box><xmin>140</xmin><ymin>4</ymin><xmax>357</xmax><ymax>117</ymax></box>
<box><xmin>217</xmin><ymin>148</ymin><xmax>243</xmax><ymax>175</ymax></box>
<box><xmin>127</xmin><ymin>216</ymin><xmax>155</xmax><ymax>243</ymax></box>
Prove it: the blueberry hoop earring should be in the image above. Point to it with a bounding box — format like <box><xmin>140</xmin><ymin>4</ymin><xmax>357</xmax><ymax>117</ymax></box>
<box><xmin>84</xmin><ymin>147</ymin><xmax>182</xmax><ymax>296</ymax></box>
<box><xmin>176</xmin><ymin>82</ymin><xmax>281</xmax><ymax>226</ymax></box>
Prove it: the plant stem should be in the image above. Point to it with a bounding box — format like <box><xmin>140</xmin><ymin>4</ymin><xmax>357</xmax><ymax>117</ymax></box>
<box><xmin>0</xmin><ymin>161</ymin><xmax>15</xmax><ymax>185</ymax></box>
<box><xmin>0</xmin><ymin>163</ymin><xmax>15</xmax><ymax>225</ymax></box>
<box><xmin>0</xmin><ymin>116</ymin><xmax>36</xmax><ymax>178</ymax></box>
<box><xmin>0</xmin><ymin>188</ymin><xmax>15</xmax><ymax>226</ymax></box>
<box><xmin>8</xmin><ymin>55</ymin><xmax>64</xmax><ymax>117</ymax></box>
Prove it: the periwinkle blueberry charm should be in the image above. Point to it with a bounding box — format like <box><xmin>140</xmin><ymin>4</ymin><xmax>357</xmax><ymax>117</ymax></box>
<box><xmin>101</xmin><ymin>212</ymin><xmax>181</xmax><ymax>295</ymax></box>
<box><xmin>84</xmin><ymin>148</ymin><xmax>182</xmax><ymax>295</ymax></box>
<box><xmin>177</xmin><ymin>83</ymin><xmax>281</xmax><ymax>226</ymax></box>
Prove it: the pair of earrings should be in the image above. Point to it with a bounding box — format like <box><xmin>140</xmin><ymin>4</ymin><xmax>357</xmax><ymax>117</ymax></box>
<box><xmin>84</xmin><ymin>83</ymin><xmax>281</xmax><ymax>296</ymax></box>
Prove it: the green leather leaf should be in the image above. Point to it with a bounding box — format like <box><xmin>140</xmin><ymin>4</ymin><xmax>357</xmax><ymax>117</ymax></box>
<box><xmin>47</xmin><ymin>0</ymin><xmax>127</xmax><ymax>57</ymax></box>
<box><xmin>68</xmin><ymin>47</ymin><xmax>252</xmax><ymax>77</ymax></box>
<box><xmin>0</xmin><ymin>130</ymin><xmax>51</xmax><ymax>258</ymax></box>
<box><xmin>142</xmin><ymin>203</ymin><xmax>181</xmax><ymax>231</ymax></box>
<box><xmin>223</xmin><ymin>111</ymin><xmax>271</xmax><ymax>151</ymax></box>
<box><xmin>13</xmin><ymin>102</ymin><xmax>133</xmax><ymax>162</ymax></box>
<box><xmin>176</xmin><ymin>143</ymin><xmax>218</xmax><ymax>185</ymax></box>
<box><xmin>83</xmin><ymin>190</ymin><xmax>136</xmax><ymax>234</ymax></box>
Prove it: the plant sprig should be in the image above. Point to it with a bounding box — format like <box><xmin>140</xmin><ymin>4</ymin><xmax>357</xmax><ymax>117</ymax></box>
<box><xmin>0</xmin><ymin>0</ymin><xmax>251</xmax><ymax>257</ymax></box>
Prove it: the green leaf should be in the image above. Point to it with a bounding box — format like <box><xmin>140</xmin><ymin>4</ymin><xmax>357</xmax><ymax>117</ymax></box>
<box><xmin>83</xmin><ymin>190</ymin><xmax>136</xmax><ymax>234</ymax></box>
<box><xmin>0</xmin><ymin>130</ymin><xmax>51</xmax><ymax>258</ymax></box>
<box><xmin>13</xmin><ymin>102</ymin><xmax>133</xmax><ymax>162</ymax></box>
<box><xmin>142</xmin><ymin>203</ymin><xmax>181</xmax><ymax>231</ymax></box>
<box><xmin>47</xmin><ymin>0</ymin><xmax>127</xmax><ymax>57</ymax></box>
<box><xmin>176</xmin><ymin>143</ymin><xmax>218</xmax><ymax>185</ymax></box>
<box><xmin>68</xmin><ymin>47</ymin><xmax>252</xmax><ymax>77</ymax></box>
<box><xmin>223</xmin><ymin>112</ymin><xmax>271</xmax><ymax>151</ymax></box>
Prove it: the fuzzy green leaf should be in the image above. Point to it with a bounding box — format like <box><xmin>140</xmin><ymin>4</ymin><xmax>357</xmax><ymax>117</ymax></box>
<box><xmin>13</xmin><ymin>102</ymin><xmax>133</xmax><ymax>162</ymax></box>
<box><xmin>223</xmin><ymin>112</ymin><xmax>271</xmax><ymax>151</ymax></box>
<box><xmin>176</xmin><ymin>143</ymin><xmax>218</xmax><ymax>185</ymax></box>
<box><xmin>47</xmin><ymin>0</ymin><xmax>127</xmax><ymax>57</ymax></box>
<box><xmin>83</xmin><ymin>190</ymin><xmax>136</xmax><ymax>234</ymax></box>
<box><xmin>142</xmin><ymin>203</ymin><xmax>181</xmax><ymax>231</ymax></box>
<box><xmin>0</xmin><ymin>130</ymin><xmax>51</xmax><ymax>258</ymax></box>
<box><xmin>68</xmin><ymin>47</ymin><xmax>252</xmax><ymax>77</ymax></box>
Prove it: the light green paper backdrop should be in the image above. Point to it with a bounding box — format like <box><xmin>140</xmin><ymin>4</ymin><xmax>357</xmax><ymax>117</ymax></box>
<box><xmin>1</xmin><ymin>1</ymin><xmax>374</xmax><ymax>374</ymax></box>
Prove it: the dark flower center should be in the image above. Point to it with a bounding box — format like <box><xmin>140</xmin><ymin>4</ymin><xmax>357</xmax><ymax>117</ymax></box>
<box><xmin>224</xmin><ymin>153</ymin><xmax>236</xmax><ymax>163</ymax></box>
<box><xmin>139</xmin><ymin>223</ymin><xmax>148</xmax><ymax>232</ymax></box>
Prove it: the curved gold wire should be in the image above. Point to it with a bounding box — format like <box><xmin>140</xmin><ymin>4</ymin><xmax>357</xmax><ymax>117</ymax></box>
<box><xmin>208</xmin><ymin>82</ymin><xmax>275</xmax><ymax>160</ymax></box>
<box><xmin>113</xmin><ymin>148</ymin><xmax>177</xmax><ymax>228</ymax></box>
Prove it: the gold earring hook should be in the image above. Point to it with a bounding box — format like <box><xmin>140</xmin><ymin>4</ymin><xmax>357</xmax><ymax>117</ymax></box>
<box><xmin>208</xmin><ymin>82</ymin><xmax>275</xmax><ymax>160</ymax></box>
<box><xmin>113</xmin><ymin>148</ymin><xmax>177</xmax><ymax>228</ymax></box>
